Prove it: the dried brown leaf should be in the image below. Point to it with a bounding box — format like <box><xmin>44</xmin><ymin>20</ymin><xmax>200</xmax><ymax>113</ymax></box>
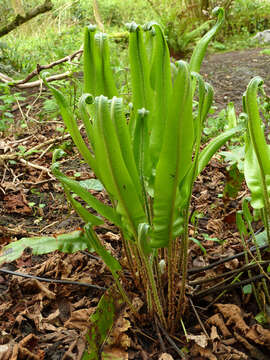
<box><xmin>224</xmin><ymin>258</ymin><xmax>239</xmax><ymax>270</ymax></box>
<box><xmin>62</xmin><ymin>337</ymin><xmax>85</xmax><ymax>360</ymax></box>
<box><xmin>192</xmin><ymin>255</ymin><xmax>208</xmax><ymax>268</ymax></box>
<box><xmin>213</xmin><ymin>342</ymin><xmax>248</xmax><ymax>359</ymax></box>
<box><xmin>158</xmin><ymin>353</ymin><xmax>174</xmax><ymax>360</ymax></box>
<box><xmin>187</xmin><ymin>333</ymin><xmax>208</xmax><ymax>348</ymax></box>
<box><xmin>190</xmin><ymin>343</ymin><xmax>217</xmax><ymax>360</ymax></box>
<box><xmin>4</xmin><ymin>192</ymin><xmax>32</xmax><ymax>214</ymax></box>
<box><xmin>234</xmin><ymin>331</ymin><xmax>268</xmax><ymax>360</ymax></box>
<box><xmin>0</xmin><ymin>344</ymin><xmax>13</xmax><ymax>360</ymax></box>
<box><xmin>215</xmin><ymin>304</ymin><xmax>249</xmax><ymax>333</ymax></box>
<box><xmin>102</xmin><ymin>232</ymin><xmax>121</xmax><ymax>241</ymax></box>
<box><xmin>64</xmin><ymin>308</ymin><xmax>94</xmax><ymax>331</ymax></box>
<box><xmin>247</xmin><ymin>324</ymin><xmax>270</xmax><ymax>350</ymax></box>
<box><xmin>102</xmin><ymin>346</ymin><xmax>128</xmax><ymax>360</ymax></box>
<box><xmin>108</xmin><ymin>314</ymin><xmax>131</xmax><ymax>350</ymax></box>
<box><xmin>210</xmin><ymin>326</ymin><xmax>220</xmax><ymax>342</ymax></box>
<box><xmin>18</xmin><ymin>334</ymin><xmax>44</xmax><ymax>360</ymax></box>
<box><xmin>207</xmin><ymin>313</ymin><xmax>231</xmax><ymax>337</ymax></box>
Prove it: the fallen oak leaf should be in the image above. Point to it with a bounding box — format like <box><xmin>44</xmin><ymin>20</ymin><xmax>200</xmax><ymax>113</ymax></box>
<box><xmin>215</xmin><ymin>304</ymin><xmax>250</xmax><ymax>334</ymax></box>
<box><xmin>247</xmin><ymin>324</ymin><xmax>270</xmax><ymax>350</ymax></box>
<box><xmin>65</xmin><ymin>308</ymin><xmax>95</xmax><ymax>331</ymax></box>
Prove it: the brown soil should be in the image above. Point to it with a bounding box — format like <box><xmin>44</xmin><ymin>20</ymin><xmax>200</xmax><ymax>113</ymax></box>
<box><xmin>1</xmin><ymin>47</ymin><xmax>270</xmax><ymax>359</ymax></box>
<box><xmin>201</xmin><ymin>47</ymin><xmax>270</xmax><ymax>113</ymax></box>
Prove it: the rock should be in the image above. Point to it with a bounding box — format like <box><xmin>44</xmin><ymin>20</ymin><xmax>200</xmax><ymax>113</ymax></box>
<box><xmin>253</xmin><ymin>29</ymin><xmax>270</xmax><ymax>44</ymax></box>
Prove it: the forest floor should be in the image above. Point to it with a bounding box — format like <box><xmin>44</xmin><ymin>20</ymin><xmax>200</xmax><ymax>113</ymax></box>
<box><xmin>0</xmin><ymin>47</ymin><xmax>270</xmax><ymax>359</ymax></box>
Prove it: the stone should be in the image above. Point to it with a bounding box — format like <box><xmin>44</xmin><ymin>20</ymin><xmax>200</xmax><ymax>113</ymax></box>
<box><xmin>253</xmin><ymin>30</ymin><xmax>270</xmax><ymax>44</ymax></box>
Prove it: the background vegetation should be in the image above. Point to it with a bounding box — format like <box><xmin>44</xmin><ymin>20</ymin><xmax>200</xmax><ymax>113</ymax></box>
<box><xmin>1</xmin><ymin>0</ymin><xmax>270</xmax><ymax>76</ymax></box>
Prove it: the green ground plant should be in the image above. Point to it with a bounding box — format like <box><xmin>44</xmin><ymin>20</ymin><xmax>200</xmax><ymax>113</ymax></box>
<box><xmin>243</xmin><ymin>77</ymin><xmax>270</xmax><ymax>240</ymax></box>
<box><xmin>0</xmin><ymin>83</ymin><xmax>25</xmax><ymax>131</ymax></box>
<box><xmin>229</xmin><ymin>77</ymin><xmax>270</xmax><ymax>321</ymax></box>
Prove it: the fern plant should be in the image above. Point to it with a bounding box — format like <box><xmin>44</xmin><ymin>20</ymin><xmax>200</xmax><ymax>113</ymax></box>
<box><xmin>0</xmin><ymin>8</ymin><xmax>243</xmax><ymax>340</ymax></box>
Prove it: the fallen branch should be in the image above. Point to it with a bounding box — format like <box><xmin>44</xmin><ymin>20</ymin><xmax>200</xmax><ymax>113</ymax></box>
<box><xmin>0</xmin><ymin>70</ymin><xmax>72</xmax><ymax>89</ymax></box>
<box><xmin>0</xmin><ymin>47</ymin><xmax>83</xmax><ymax>88</ymax></box>
<box><xmin>16</xmin><ymin>48</ymin><xmax>83</xmax><ymax>85</ymax></box>
<box><xmin>0</xmin><ymin>0</ymin><xmax>53</xmax><ymax>38</ymax></box>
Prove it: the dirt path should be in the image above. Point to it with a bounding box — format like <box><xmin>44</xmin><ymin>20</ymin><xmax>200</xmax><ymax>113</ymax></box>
<box><xmin>201</xmin><ymin>47</ymin><xmax>270</xmax><ymax>113</ymax></box>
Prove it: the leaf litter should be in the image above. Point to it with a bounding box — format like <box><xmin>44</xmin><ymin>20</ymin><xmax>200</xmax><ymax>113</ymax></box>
<box><xmin>1</xmin><ymin>48</ymin><xmax>270</xmax><ymax>359</ymax></box>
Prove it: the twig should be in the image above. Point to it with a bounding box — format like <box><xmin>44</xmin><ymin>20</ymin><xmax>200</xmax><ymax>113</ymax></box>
<box><xmin>38</xmin><ymin>220</ymin><xmax>60</xmax><ymax>233</ymax></box>
<box><xmin>154</xmin><ymin>315</ymin><xmax>166</xmax><ymax>353</ymax></box>
<box><xmin>0</xmin><ymin>32</ymin><xmax>126</xmax><ymax>89</ymax></box>
<box><xmin>1</xmin><ymin>166</ymin><xmax>7</xmax><ymax>185</ymax></box>
<box><xmin>0</xmin><ymin>153</ymin><xmax>17</xmax><ymax>166</ymax></box>
<box><xmin>0</xmin><ymin>71</ymin><xmax>72</xmax><ymax>89</ymax></box>
<box><xmin>0</xmin><ymin>72</ymin><xmax>12</xmax><ymax>81</ymax></box>
<box><xmin>188</xmin><ymin>231</ymin><xmax>267</xmax><ymax>275</ymax></box>
<box><xmin>81</xmin><ymin>251</ymin><xmax>101</xmax><ymax>261</ymax></box>
<box><xmin>23</xmin><ymin>178</ymin><xmax>55</xmax><ymax>186</ymax></box>
<box><xmin>38</xmin><ymin>143</ymin><xmax>54</xmax><ymax>159</ymax></box>
<box><xmin>24</xmin><ymin>132</ymin><xmax>71</xmax><ymax>155</ymax></box>
<box><xmin>16</xmin><ymin>49</ymin><xmax>83</xmax><ymax>85</ymax></box>
<box><xmin>9</xmin><ymin>135</ymin><xmax>33</xmax><ymax>144</ymax></box>
<box><xmin>92</xmin><ymin>0</ymin><xmax>104</xmax><ymax>32</ymax></box>
<box><xmin>0</xmin><ymin>267</ymin><xmax>107</xmax><ymax>291</ymax></box>
<box><xmin>189</xmin><ymin>298</ymin><xmax>209</xmax><ymax>339</ymax></box>
<box><xmin>192</xmin><ymin>272</ymin><xmax>270</xmax><ymax>298</ymax></box>
<box><xmin>15</xmin><ymin>96</ymin><xmax>28</xmax><ymax>129</ymax></box>
<box><xmin>25</xmin><ymin>80</ymin><xmax>44</xmax><ymax>120</ymax></box>
<box><xmin>189</xmin><ymin>260</ymin><xmax>270</xmax><ymax>286</ymax></box>
<box><xmin>0</xmin><ymin>225</ymin><xmax>36</xmax><ymax>237</ymax></box>
<box><xmin>19</xmin><ymin>159</ymin><xmax>53</xmax><ymax>178</ymax></box>
<box><xmin>10</xmin><ymin>102</ymin><xmax>29</xmax><ymax>112</ymax></box>
<box><xmin>157</xmin><ymin>321</ymin><xmax>187</xmax><ymax>359</ymax></box>
<box><xmin>18</xmin><ymin>71</ymin><xmax>72</xmax><ymax>89</ymax></box>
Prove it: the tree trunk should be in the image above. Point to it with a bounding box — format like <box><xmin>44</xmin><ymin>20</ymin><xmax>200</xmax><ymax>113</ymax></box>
<box><xmin>0</xmin><ymin>0</ymin><xmax>53</xmax><ymax>38</ymax></box>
